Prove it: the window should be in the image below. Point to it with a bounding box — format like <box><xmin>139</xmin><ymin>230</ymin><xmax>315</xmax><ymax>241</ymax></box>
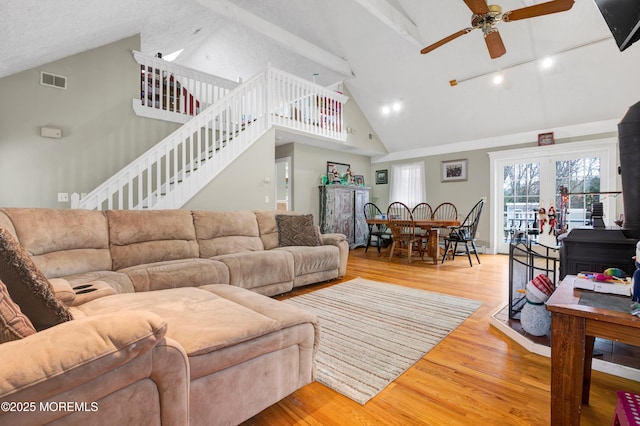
<box><xmin>503</xmin><ymin>162</ymin><xmax>541</xmax><ymax>243</ymax></box>
<box><xmin>555</xmin><ymin>157</ymin><xmax>601</xmax><ymax>231</ymax></box>
<box><xmin>389</xmin><ymin>162</ymin><xmax>426</xmax><ymax>208</ymax></box>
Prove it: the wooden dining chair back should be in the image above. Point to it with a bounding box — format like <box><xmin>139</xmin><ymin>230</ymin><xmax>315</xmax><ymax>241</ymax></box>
<box><xmin>411</xmin><ymin>202</ymin><xmax>433</xmax><ymax>249</ymax></box>
<box><xmin>433</xmin><ymin>202</ymin><xmax>458</xmax><ymax>246</ymax></box>
<box><xmin>433</xmin><ymin>202</ymin><xmax>458</xmax><ymax>221</ymax></box>
<box><xmin>411</xmin><ymin>203</ymin><xmax>433</xmax><ymax>220</ymax></box>
<box><xmin>363</xmin><ymin>202</ymin><xmax>391</xmax><ymax>253</ymax></box>
<box><xmin>441</xmin><ymin>199</ymin><xmax>484</xmax><ymax>266</ymax></box>
<box><xmin>386</xmin><ymin>202</ymin><xmax>423</xmax><ymax>262</ymax></box>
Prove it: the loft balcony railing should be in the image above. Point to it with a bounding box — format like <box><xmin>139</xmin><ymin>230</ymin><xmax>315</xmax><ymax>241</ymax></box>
<box><xmin>132</xmin><ymin>51</ymin><xmax>239</xmax><ymax>123</ymax></box>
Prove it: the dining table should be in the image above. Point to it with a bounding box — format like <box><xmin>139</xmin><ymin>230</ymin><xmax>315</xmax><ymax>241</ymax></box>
<box><xmin>366</xmin><ymin>218</ymin><xmax>460</xmax><ymax>264</ymax></box>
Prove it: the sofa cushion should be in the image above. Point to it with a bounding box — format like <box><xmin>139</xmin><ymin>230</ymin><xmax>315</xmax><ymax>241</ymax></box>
<box><xmin>277</xmin><ymin>214</ymin><xmax>321</xmax><ymax>247</ymax></box>
<box><xmin>118</xmin><ymin>258</ymin><xmax>230</xmax><ymax>292</ymax></box>
<box><xmin>107</xmin><ymin>210</ymin><xmax>199</xmax><ymax>270</ymax></box>
<box><xmin>254</xmin><ymin>210</ymin><xmax>297</xmax><ymax>250</ymax></box>
<box><xmin>193</xmin><ymin>210</ymin><xmax>264</xmax><ymax>257</ymax></box>
<box><xmin>72</xmin><ymin>286</ymin><xmax>316</xmax><ymax>356</ymax></box>
<box><xmin>213</xmin><ymin>250</ymin><xmax>294</xmax><ymax>296</ymax></box>
<box><xmin>72</xmin><ymin>286</ymin><xmax>317</xmax><ymax>378</ymax></box>
<box><xmin>277</xmin><ymin>245</ymin><xmax>340</xmax><ymax>276</ymax></box>
<box><xmin>0</xmin><ymin>208</ymin><xmax>112</xmax><ymax>278</ymax></box>
<box><xmin>0</xmin><ymin>227</ymin><xmax>73</xmax><ymax>330</ymax></box>
<box><xmin>0</xmin><ymin>279</ymin><xmax>36</xmax><ymax>342</ymax></box>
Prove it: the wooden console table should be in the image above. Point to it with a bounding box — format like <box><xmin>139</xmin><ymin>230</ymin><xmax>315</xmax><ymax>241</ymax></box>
<box><xmin>546</xmin><ymin>277</ymin><xmax>640</xmax><ymax>425</ymax></box>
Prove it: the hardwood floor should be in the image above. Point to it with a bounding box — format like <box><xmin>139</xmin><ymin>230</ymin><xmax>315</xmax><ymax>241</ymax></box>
<box><xmin>242</xmin><ymin>249</ymin><xmax>640</xmax><ymax>425</ymax></box>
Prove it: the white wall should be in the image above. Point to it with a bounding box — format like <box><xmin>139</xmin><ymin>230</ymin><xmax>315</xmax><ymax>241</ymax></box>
<box><xmin>340</xmin><ymin>86</ymin><xmax>387</xmax><ymax>155</ymax></box>
<box><xmin>0</xmin><ymin>35</ymin><xmax>181</xmax><ymax>208</ymax></box>
<box><xmin>184</xmin><ymin>128</ymin><xmax>276</xmax><ymax>211</ymax></box>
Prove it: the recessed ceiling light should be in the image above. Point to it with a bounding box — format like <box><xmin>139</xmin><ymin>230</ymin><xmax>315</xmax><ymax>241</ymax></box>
<box><xmin>392</xmin><ymin>102</ymin><xmax>401</xmax><ymax>112</ymax></box>
<box><xmin>492</xmin><ymin>74</ymin><xmax>504</xmax><ymax>85</ymax></box>
<box><xmin>382</xmin><ymin>106</ymin><xmax>390</xmax><ymax>115</ymax></box>
<box><xmin>541</xmin><ymin>57</ymin><xmax>554</xmax><ymax>69</ymax></box>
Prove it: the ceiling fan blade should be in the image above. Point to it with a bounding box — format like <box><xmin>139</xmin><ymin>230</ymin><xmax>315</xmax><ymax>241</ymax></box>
<box><xmin>503</xmin><ymin>0</ymin><xmax>574</xmax><ymax>22</ymax></box>
<box><xmin>463</xmin><ymin>0</ymin><xmax>490</xmax><ymax>15</ymax></box>
<box><xmin>420</xmin><ymin>28</ymin><xmax>474</xmax><ymax>54</ymax></box>
<box><xmin>484</xmin><ymin>30</ymin><xmax>506</xmax><ymax>59</ymax></box>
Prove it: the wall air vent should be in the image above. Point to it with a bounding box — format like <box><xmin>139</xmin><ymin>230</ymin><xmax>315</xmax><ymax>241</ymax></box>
<box><xmin>40</xmin><ymin>72</ymin><xmax>67</xmax><ymax>90</ymax></box>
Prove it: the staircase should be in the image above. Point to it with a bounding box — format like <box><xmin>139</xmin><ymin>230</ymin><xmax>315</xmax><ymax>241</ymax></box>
<box><xmin>77</xmin><ymin>53</ymin><xmax>348</xmax><ymax>210</ymax></box>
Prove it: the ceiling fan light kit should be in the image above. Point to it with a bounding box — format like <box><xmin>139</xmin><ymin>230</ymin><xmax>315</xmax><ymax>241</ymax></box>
<box><xmin>420</xmin><ymin>0</ymin><xmax>575</xmax><ymax>59</ymax></box>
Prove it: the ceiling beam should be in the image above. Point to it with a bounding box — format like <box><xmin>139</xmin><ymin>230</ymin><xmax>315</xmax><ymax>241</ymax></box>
<box><xmin>351</xmin><ymin>0</ymin><xmax>423</xmax><ymax>49</ymax></box>
<box><xmin>197</xmin><ymin>0</ymin><xmax>353</xmax><ymax>77</ymax></box>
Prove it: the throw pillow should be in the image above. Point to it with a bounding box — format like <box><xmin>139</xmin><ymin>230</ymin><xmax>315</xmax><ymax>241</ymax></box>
<box><xmin>0</xmin><ymin>227</ymin><xmax>73</xmax><ymax>330</ymax></box>
<box><xmin>277</xmin><ymin>214</ymin><xmax>321</xmax><ymax>247</ymax></box>
<box><xmin>0</xmin><ymin>279</ymin><xmax>36</xmax><ymax>342</ymax></box>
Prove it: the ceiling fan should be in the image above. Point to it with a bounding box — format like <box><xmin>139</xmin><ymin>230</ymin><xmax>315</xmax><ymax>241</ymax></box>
<box><xmin>420</xmin><ymin>0</ymin><xmax>575</xmax><ymax>59</ymax></box>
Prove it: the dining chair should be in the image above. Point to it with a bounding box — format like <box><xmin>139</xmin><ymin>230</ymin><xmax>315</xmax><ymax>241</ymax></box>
<box><xmin>411</xmin><ymin>202</ymin><xmax>433</xmax><ymax>251</ymax></box>
<box><xmin>433</xmin><ymin>202</ymin><xmax>457</xmax><ymax>222</ymax></box>
<box><xmin>441</xmin><ymin>199</ymin><xmax>484</xmax><ymax>266</ymax></box>
<box><xmin>433</xmin><ymin>202</ymin><xmax>458</xmax><ymax>248</ymax></box>
<box><xmin>387</xmin><ymin>202</ymin><xmax>423</xmax><ymax>262</ymax></box>
<box><xmin>363</xmin><ymin>202</ymin><xmax>391</xmax><ymax>253</ymax></box>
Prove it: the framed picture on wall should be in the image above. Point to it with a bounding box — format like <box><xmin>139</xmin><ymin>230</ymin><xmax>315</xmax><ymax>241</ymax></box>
<box><xmin>354</xmin><ymin>175</ymin><xmax>364</xmax><ymax>186</ymax></box>
<box><xmin>375</xmin><ymin>169</ymin><xmax>388</xmax><ymax>184</ymax></box>
<box><xmin>441</xmin><ymin>159</ymin><xmax>467</xmax><ymax>182</ymax></box>
<box><xmin>538</xmin><ymin>132</ymin><xmax>555</xmax><ymax>146</ymax></box>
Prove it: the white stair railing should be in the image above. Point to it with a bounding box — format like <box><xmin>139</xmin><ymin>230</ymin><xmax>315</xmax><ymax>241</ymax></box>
<box><xmin>78</xmin><ymin>66</ymin><xmax>347</xmax><ymax>211</ymax></box>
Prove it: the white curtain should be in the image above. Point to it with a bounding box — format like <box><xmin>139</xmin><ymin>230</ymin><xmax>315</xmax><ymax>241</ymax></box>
<box><xmin>389</xmin><ymin>162</ymin><xmax>426</xmax><ymax>209</ymax></box>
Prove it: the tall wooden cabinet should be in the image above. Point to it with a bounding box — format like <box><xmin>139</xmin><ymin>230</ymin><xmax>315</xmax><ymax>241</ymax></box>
<box><xmin>319</xmin><ymin>185</ymin><xmax>370</xmax><ymax>248</ymax></box>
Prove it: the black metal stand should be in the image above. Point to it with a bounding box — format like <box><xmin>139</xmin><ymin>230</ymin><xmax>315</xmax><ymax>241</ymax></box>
<box><xmin>508</xmin><ymin>241</ymin><xmax>560</xmax><ymax>320</ymax></box>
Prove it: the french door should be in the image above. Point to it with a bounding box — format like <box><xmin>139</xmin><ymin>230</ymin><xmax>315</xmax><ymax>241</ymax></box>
<box><xmin>490</xmin><ymin>139</ymin><xmax>618</xmax><ymax>254</ymax></box>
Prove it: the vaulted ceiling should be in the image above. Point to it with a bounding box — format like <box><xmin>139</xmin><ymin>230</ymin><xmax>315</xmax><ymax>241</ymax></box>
<box><xmin>3</xmin><ymin>0</ymin><xmax>639</xmax><ymax>159</ymax></box>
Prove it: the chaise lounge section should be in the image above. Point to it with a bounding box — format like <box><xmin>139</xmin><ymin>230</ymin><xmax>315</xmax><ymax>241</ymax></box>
<box><xmin>0</xmin><ymin>207</ymin><xmax>346</xmax><ymax>425</ymax></box>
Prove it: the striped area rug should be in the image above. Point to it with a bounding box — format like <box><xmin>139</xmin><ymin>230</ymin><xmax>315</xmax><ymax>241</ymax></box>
<box><xmin>284</xmin><ymin>277</ymin><xmax>482</xmax><ymax>404</ymax></box>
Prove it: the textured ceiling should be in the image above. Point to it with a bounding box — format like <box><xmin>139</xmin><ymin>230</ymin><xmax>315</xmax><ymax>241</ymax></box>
<box><xmin>2</xmin><ymin>0</ymin><xmax>639</xmax><ymax>158</ymax></box>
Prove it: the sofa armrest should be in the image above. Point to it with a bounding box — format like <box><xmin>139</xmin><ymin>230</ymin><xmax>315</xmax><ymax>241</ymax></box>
<box><xmin>320</xmin><ymin>233</ymin><xmax>349</xmax><ymax>277</ymax></box>
<box><xmin>48</xmin><ymin>278</ymin><xmax>76</xmax><ymax>306</ymax></box>
<box><xmin>320</xmin><ymin>232</ymin><xmax>347</xmax><ymax>246</ymax></box>
<box><xmin>0</xmin><ymin>311</ymin><xmax>188</xmax><ymax>425</ymax></box>
<box><xmin>0</xmin><ymin>310</ymin><xmax>167</xmax><ymax>399</ymax></box>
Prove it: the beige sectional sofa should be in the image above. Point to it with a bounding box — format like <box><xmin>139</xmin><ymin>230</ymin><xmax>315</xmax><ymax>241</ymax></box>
<box><xmin>0</xmin><ymin>207</ymin><xmax>349</xmax><ymax>425</ymax></box>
